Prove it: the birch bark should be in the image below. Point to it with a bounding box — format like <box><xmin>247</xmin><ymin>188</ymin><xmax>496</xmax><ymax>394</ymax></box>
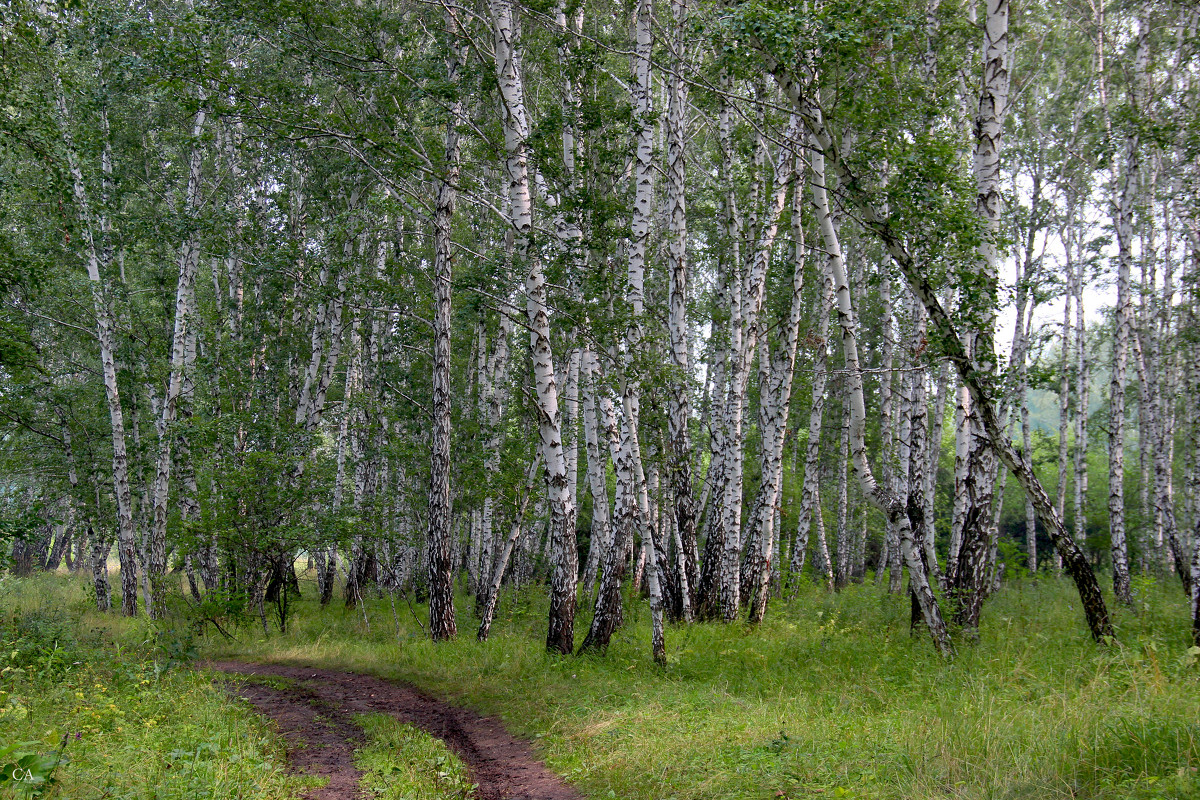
<box><xmin>147</xmin><ymin>105</ymin><xmax>207</xmax><ymax>619</ymax></box>
<box><xmin>1073</xmin><ymin>245</ymin><xmax>1090</xmax><ymax>568</ymax></box>
<box><xmin>579</xmin><ymin>349</ymin><xmax>612</xmax><ymax>597</ymax></box>
<box><xmin>578</xmin><ymin>381</ymin><xmax>634</xmax><ymax>654</ymax></box>
<box><xmin>1104</xmin><ymin>16</ymin><xmax>1144</xmax><ymax>604</ymax></box>
<box><xmin>665</xmin><ymin>0</ymin><xmax>698</xmax><ymax>617</ymax></box>
<box><xmin>790</xmin><ymin>245</ymin><xmax>835</xmax><ymax>592</ymax></box>
<box><xmin>56</xmin><ymin>86</ymin><xmax>139</xmax><ymax>616</ymax></box>
<box><xmin>951</xmin><ymin>0</ymin><xmax>1009</xmax><ymax>631</ymax></box>
<box><xmin>717</xmin><ymin>113</ymin><xmax>798</xmax><ymax>621</ymax></box>
<box><xmin>765</xmin><ymin>58</ymin><xmax>1114</xmax><ymax>637</ymax></box>
<box><xmin>1186</xmin><ymin>226</ymin><xmax>1200</xmax><ymax>644</ymax></box>
<box><xmin>476</xmin><ymin>310</ymin><xmax>515</xmax><ymax>612</ymax></box>
<box><xmin>489</xmin><ymin>0</ymin><xmax>577</xmax><ymax>653</ymax></box>
<box><xmin>1053</xmin><ymin>224</ymin><xmax>1077</xmax><ymax>574</ymax></box>
<box><xmin>835</xmin><ymin>388</ymin><xmax>851</xmax><ymax>590</ymax></box>
<box><xmin>478</xmin><ymin>454</ymin><xmax>542</xmax><ymax>641</ymax></box>
<box><xmin>809</xmin><ymin>143</ymin><xmax>951</xmax><ymax>654</ymax></box>
<box><xmin>879</xmin><ymin>269</ymin><xmax>902</xmax><ymax>593</ymax></box>
<box><xmin>746</xmin><ymin>181</ymin><xmax>806</xmax><ymax>623</ymax></box>
<box><xmin>427</xmin><ymin>9</ymin><xmax>466</xmax><ymax>642</ymax></box>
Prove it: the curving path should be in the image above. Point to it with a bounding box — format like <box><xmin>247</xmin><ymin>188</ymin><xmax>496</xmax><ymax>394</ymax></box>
<box><xmin>208</xmin><ymin>661</ymin><xmax>582</xmax><ymax>800</ymax></box>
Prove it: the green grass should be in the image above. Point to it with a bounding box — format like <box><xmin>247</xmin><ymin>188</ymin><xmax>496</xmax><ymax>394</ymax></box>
<box><xmin>0</xmin><ymin>573</ymin><xmax>314</xmax><ymax>800</ymax></box>
<box><xmin>4</xmin><ymin>570</ymin><xmax>1199</xmax><ymax>799</ymax></box>
<box><xmin>207</xmin><ymin>572</ymin><xmax>1200</xmax><ymax>800</ymax></box>
<box><xmin>352</xmin><ymin>713</ymin><xmax>476</xmax><ymax>799</ymax></box>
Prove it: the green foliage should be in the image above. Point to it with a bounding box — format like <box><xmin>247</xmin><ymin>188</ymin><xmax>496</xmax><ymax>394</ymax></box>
<box><xmin>0</xmin><ymin>609</ymin><xmax>80</xmax><ymax>683</ymax></box>
<box><xmin>0</xmin><ymin>739</ymin><xmax>67</xmax><ymax>799</ymax></box>
<box><xmin>183</xmin><ymin>588</ymin><xmax>253</xmax><ymax>640</ymax></box>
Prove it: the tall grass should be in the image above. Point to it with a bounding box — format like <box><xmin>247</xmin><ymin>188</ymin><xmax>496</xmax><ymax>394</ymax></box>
<box><xmin>204</xmin><ymin>572</ymin><xmax>1200</xmax><ymax>800</ymax></box>
<box><xmin>3</xmin><ymin>571</ymin><xmax>1196</xmax><ymax>799</ymax></box>
<box><xmin>0</xmin><ymin>573</ymin><xmax>314</xmax><ymax>800</ymax></box>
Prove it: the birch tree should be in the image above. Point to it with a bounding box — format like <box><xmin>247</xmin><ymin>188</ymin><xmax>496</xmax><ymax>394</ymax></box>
<box><xmin>427</xmin><ymin>6</ymin><xmax>468</xmax><ymax>642</ymax></box>
<box><xmin>489</xmin><ymin>0</ymin><xmax>578</xmax><ymax>654</ymax></box>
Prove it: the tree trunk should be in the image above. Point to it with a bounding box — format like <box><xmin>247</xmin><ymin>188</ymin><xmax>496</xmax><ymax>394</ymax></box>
<box><xmin>1186</xmin><ymin>229</ymin><xmax>1200</xmax><ymax>644</ymax></box>
<box><xmin>489</xmin><ymin>0</ymin><xmax>577</xmax><ymax>654</ymax></box>
<box><xmin>578</xmin><ymin>360</ymin><xmax>629</xmax><ymax>654</ymax></box>
<box><xmin>1053</xmin><ymin>226</ymin><xmax>1077</xmax><ymax>575</ymax></box>
<box><xmin>623</xmin><ymin>0</ymin><xmax>663</xmax><ymax>663</ymax></box>
<box><xmin>147</xmin><ymin>105</ymin><xmax>206</xmax><ymax>619</ymax></box>
<box><xmin>665</xmin><ymin>0</ymin><xmax>698</xmax><ymax>619</ymax></box>
<box><xmin>766</xmin><ymin>63</ymin><xmax>1114</xmax><ymax>639</ymax></box>
<box><xmin>476</xmin><ymin>311</ymin><xmax>515</xmax><ymax>613</ymax></box>
<box><xmin>579</xmin><ymin>349</ymin><xmax>613</xmax><ymax>597</ymax></box>
<box><xmin>747</xmin><ymin>174</ymin><xmax>807</xmax><ymax>624</ymax></box>
<box><xmin>56</xmin><ymin>86</ymin><xmax>139</xmax><ymax>617</ymax></box>
<box><xmin>926</xmin><ymin>361</ymin><xmax>950</xmax><ymax>588</ymax></box>
<box><xmin>1073</xmin><ymin>246</ymin><xmax>1090</xmax><ymax>569</ymax></box>
<box><xmin>478</xmin><ymin>455</ymin><xmax>541</xmax><ymax>641</ymax></box>
<box><xmin>427</xmin><ymin>13</ymin><xmax>465</xmax><ymax>643</ymax></box>
<box><xmin>791</xmin><ymin>253</ymin><xmax>834</xmax><ymax>592</ymax></box>
<box><xmin>717</xmin><ymin>110</ymin><xmax>798</xmax><ymax>622</ymax></box>
<box><xmin>878</xmin><ymin>267</ymin><xmax>903</xmax><ymax>593</ymax></box>
<box><xmin>835</xmin><ymin>391</ymin><xmax>851</xmax><ymax>590</ymax></box>
<box><xmin>949</xmin><ymin>0</ymin><xmax>1009</xmax><ymax>631</ymax></box>
<box><xmin>809</xmin><ymin>142</ymin><xmax>951</xmax><ymax>654</ymax></box>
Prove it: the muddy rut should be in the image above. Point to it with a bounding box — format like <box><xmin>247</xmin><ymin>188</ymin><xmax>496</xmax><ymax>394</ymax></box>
<box><xmin>208</xmin><ymin>661</ymin><xmax>582</xmax><ymax>800</ymax></box>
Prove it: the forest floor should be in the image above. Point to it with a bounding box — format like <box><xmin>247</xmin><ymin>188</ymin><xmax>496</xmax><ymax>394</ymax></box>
<box><xmin>3</xmin><ymin>572</ymin><xmax>1200</xmax><ymax>800</ymax></box>
<box><xmin>209</xmin><ymin>661</ymin><xmax>581</xmax><ymax>800</ymax></box>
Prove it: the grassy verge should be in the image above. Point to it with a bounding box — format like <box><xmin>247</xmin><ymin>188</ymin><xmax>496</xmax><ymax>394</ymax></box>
<box><xmin>4</xmin><ymin>570</ymin><xmax>1199</xmax><ymax>799</ymax></box>
<box><xmin>0</xmin><ymin>573</ymin><xmax>314</xmax><ymax>800</ymax></box>
<box><xmin>353</xmin><ymin>713</ymin><xmax>475</xmax><ymax>800</ymax></box>
<box><xmin>204</xmin><ymin>572</ymin><xmax>1200</xmax><ymax>800</ymax></box>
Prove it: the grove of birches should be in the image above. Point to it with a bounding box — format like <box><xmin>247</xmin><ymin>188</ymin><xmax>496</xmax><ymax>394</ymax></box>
<box><xmin>1</xmin><ymin>0</ymin><xmax>1198</xmax><ymax>661</ymax></box>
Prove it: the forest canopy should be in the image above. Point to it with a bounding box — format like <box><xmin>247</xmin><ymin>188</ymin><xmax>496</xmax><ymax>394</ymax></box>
<box><xmin>1</xmin><ymin>0</ymin><xmax>1198</xmax><ymax>657</ymax></box>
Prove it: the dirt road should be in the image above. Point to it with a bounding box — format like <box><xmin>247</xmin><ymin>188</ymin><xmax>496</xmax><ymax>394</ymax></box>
<box><xmin>208</xmin><ymin>661</ymin><xmax>582</xmax><ymax>800</ymax></box>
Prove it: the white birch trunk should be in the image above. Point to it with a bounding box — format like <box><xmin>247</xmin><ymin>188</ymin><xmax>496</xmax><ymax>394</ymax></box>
<box><xmin>810</xmin><ymin>143</ymin><xmax>951</xmax><ymax>654</ymax></box>
<box><xmin>579</xmin><ymin>350</ymin><xmax>612</xmax><ymax>597</ymax></box>
<box><xmin>879</xmin><ymin>269</ymin><xmax>903</xmax><ymax>593</ymax></box>
<box><xmin>295</xmin><ymin>193</ymin><xmax>357</xmax><ymax>433</ymax></box>
<box><xmin>147</xmin><ymin>105</ymin><xmax>207</xmax><ymax>619</ymax></box>
<box><xmin>56</xmin><ymin>85</ymin><xmax>140</xmax><ymax>616</ymax></box>
<box><xmin>791</xmin><ymin>246</ymin><xmax>835</xmax><ymax>592</ymax></box>
<box><xmin>951</xmin><ymin>0</ymin><xmax>1009</xmax><ymax>629</ymax></box>
<box><xmin>428</xmin><ymin>11</ymin><xmax>466</xmax><ymax>642</ymax></box>
<box><xmin>747</xmin><ymin>180</ymin><xmax>807</xmax><ymax>623</ymax></box>
<box><xmin>490</xmin><ymin>0</ymin><xmax>577</xmax><ymax>653</ymax></box>
<box><xmin>926</xmin><ymin>361</ymin><xmax>950</xmax><ymax>588</ymax></box>
<box><xmin>718</xmin><ymin>114</ymin><xmax>799</xmax><ymax>622</ymax></box>
<box><xmin>835</xmin><ymin>392</ymin><xmax>851</xmax><ymax>589</ymax></box>
<box><xmin>665</xmin><ymin>0</ymin><xmax>697</xmax><ymax>618</ymax></box>
<box><xmin>478</xmin><ymin>454</ymin><xmax>543</xmax><ymax>641</ymax></box>
<box><xmin>764</xmin><ymin>50</ymin><xmax>1114</xmax><ymax>643</ymax></box>
<box><xmin>477</xmin><ymin>310</ymin><xmax>515</xmax><ymax>611</ymax></box>
<box><xmin>1073</xmin><ymin>249</ymin><xmax>1090</xmax><ymax>570</ymax></box>
<box><xmin>1185</xmin><ymin>221</ymin><xmax>1200</xmax><ymax>643</ymax></box>
<box><xmin>1053</xmin><ymin>228</ymin><xmax>1076</xmax><ymax>574</ymax></box>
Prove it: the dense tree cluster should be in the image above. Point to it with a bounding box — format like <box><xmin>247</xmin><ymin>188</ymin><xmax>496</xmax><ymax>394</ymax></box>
<box><xmin>2</xmin><ymin>0</ymin><xmax>1198</xmax><ymax>653</ymax></box>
